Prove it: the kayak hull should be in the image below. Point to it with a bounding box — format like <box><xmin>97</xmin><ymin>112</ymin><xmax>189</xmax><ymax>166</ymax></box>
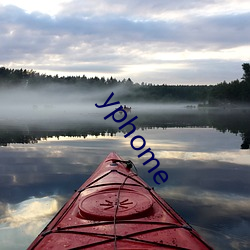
<box><xmin>28</xmin><ymin>152</ymin><xmax>213</xmax><ymax>249</ymax></box>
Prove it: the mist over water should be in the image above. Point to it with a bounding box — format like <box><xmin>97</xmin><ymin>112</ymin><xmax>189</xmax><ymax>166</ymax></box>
<box><xmin>0</xmin><ymin>85</ymin><xmax>98</xmax><ymax>121</ymax></box>
<box><xmin>0</xmin><ymin>84</ymin><xmax>198</xmax><ymax>124</ymax></box>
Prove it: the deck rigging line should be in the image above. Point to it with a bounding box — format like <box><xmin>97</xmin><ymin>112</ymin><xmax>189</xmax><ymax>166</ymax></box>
<box><xmin>35</xmin><ymin>159</ymin><xmax>212</xmax><ymax>250</ymax></box>
<box><xmin>112</xmin><ymin>159</ymin><xmax>138</xmax><ymax>249</ymax></box>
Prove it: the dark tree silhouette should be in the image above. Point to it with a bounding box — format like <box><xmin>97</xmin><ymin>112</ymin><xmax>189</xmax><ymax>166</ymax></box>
<box><xmin>0</xmin><ymin>63</ymin><xmax>250</xmax><ymax>104</ymax></box>
<box><xmin>242</xmin><ymin>63</ymin><xmax>250</xmax><ymax>82</ymax></box>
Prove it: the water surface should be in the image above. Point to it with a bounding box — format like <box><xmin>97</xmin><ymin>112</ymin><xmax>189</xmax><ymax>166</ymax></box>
<box><xmin>0</xmin><ymin>106</ymin><xmax>250</xmax><ymax>249</ymax></box>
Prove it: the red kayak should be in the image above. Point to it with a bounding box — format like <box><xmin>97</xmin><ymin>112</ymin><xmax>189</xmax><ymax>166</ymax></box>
<box><xmin>28</xmin><ymin>152</ymin><xmax>213</xmax><ymax>249</ymax></box>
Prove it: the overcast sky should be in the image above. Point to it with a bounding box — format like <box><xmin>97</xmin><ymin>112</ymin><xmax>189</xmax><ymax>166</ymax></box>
<box><xmin>0</xmin><ymin>0</ymin><xmax>250</xmax><ymax>85</ymax></box>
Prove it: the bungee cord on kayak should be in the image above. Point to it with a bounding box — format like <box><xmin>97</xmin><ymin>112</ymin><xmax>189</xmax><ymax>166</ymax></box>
<box><xmin>112</xmin><ymin>159</ymin><xmax>138</xmax><ymax>250</ymax></box>
<box><xmin>32</xmin><ymin>173</ymin><xmax>211</xmax><ymax>249</ymax></box>
<box><xmin>28</xmin><ymin>152</ymin><xmax>213</xmax><ymax>250</ymax></box>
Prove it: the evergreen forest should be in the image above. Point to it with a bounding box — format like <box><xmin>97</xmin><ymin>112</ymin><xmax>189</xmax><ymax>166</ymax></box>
<box><xmin>0</xmin><ymin>63</ymin><xmax>250</xmax><ymax>105</ymax></box>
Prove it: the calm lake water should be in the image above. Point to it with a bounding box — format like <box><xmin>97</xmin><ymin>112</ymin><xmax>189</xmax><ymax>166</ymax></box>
<box><xmin>0</xmin><ymin>104</ymin><xmax>250</xmax><ymax>249</ymax></box>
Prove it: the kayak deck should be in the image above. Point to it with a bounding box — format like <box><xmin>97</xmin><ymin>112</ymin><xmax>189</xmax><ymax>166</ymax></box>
<box><xmin>28</xmin><ymin>152</ymin><xmax>213</xmax><ymax>249</ymax></box>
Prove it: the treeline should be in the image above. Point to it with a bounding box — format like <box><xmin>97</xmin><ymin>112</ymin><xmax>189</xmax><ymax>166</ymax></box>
<box><xmin>208</xmin><ymin>64</ymin><xmax>250</xmax><ymax>104</ymax></box>
<box><xmin>0</xmin><ymin>63</ymin><xmax>249</xmax><ymax>104</ymax></box>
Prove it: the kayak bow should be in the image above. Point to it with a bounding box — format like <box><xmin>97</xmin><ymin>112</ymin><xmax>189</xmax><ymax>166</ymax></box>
<box><xmin>28</xmin><ymin>152</ymin><xmax>213</xmax><ymax>249</ymax></box>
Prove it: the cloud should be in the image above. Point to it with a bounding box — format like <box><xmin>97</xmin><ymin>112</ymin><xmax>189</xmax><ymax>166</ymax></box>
<box><xmin>58</xmin><ymin>0</ymin><xmax>245</xmax><ymax>19</ymax></box>
<box><xmin>4</xmin><ymin>4</ymin><xmax>248</xmax><ymax>49</ymax></box>
<box><xmin>1</xmin><ymin>6</ymin><xmax>247</xmax><ymax>51</ymax></box>
<box><xmin>0</xmin><ymin>1</ymin><xmax>250</xmax><ymax>84</ymax></box>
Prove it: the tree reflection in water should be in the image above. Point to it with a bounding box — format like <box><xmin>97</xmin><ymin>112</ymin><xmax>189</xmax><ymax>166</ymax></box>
<box><xmin>0</xmin><ymin>108</ymin><xmax>249</xmax><ymax>149</ymax></box>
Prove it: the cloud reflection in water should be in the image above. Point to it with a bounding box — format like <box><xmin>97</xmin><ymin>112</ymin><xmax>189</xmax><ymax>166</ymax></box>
<box><xmin>0</xmin><ymin>127</ymin><xmax>249</xmax><ymax>249</ymax></box>
<box><xmin>0</xmin><ymin>196</ymin><xmax>61</xmax><ymax>250</ymax></box>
